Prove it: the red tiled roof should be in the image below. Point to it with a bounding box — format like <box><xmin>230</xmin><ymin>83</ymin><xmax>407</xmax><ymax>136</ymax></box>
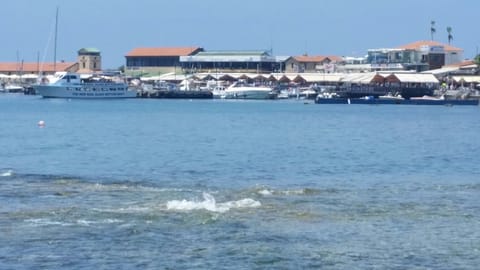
<box><xmin>293</xmin><ymin>55</ymin><xmax>343</xmax><ymax>63</ymax></box>
<box><xmin>125</xmin><ymin>47</ymin><xmax>201</xmax><ymax>57</ymax></box>
<box><xmin>444</xmin><ymin>59</ymin><xmax>476</xmax><ymax>67</ymax></box>
<box><xmin>397</xmin><ymin>40</ymin><xmax>462</xmax><ymax>52</ymax></box>
<box><xmin>0</xmin><ymin>62</ymin><xmax>76</xmax><ymax>73</ymax></box>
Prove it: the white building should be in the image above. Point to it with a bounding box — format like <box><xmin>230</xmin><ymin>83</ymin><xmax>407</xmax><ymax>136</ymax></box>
<box><xmin>367</xmin><ymin>40</ymin><xmax>464</xmax><ymax>72</ymax></box>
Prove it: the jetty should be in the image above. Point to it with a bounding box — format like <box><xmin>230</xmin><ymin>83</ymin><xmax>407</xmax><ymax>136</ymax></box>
<box><xmin>137</xmin><ymin>90</ymin><xmax>212</xmax><ymax>99</ymax></box>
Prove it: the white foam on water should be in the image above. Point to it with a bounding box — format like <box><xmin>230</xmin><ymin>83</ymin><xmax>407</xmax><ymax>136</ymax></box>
<box><xmin>166</xmin><ymin>192</ymin><xmax>261</xmax><ymax>213</ymax></box>
<box><xmin>103</xmin><ymin>218</ymin><xmax>123</xmax><ymax>224</ymax></box>
<box><xmin>257</xmin><ymin>188</ymin><xmax>316</xmax><ymax>196</ymax></box>
<box><xmin>221</xmin><ymin>198</ymin><xmax>262</xmax><ymax>209</ymax></box>
<box><xmin>258</xmin><ymin>189</ymin><xmax>273</xmax><ymax>196</ymax></box>
<box><xmin>24</xmin><ymin>218</ymin><xmax>72</xmax><ymax>227</ymax></box>
<box><xmin>87</xmin><ymin>182</ymin><xmax>193</xmax><ymax>194</ymax></box>
<box><xmin>279</xmin><ymin>188</ymin><xmax>321</xmax><ymax>196</ymax></box>
<box><xmin>76</xmin><ymin>219</ymin><xmax>123</xmax><ymax>226</ymax></box>
<box><xmin>25</xmin><ymin>218</ymin><xmax>124</xmax><ymax>227</ymax></box>
<box><xmin>76</xmin><ymin>219</ymin><xmax>94</xmax><ymax>226</ymax></box>
<box><xmin>0</xmin><ymin>169</ymin><xmax>13</xmax><ymax>177</ymax></box>
<box><xmin>92</xmin><ymin>205</ymin><xmax>153</xmax><ymax>213</ymax></box>
<box><xmin>281</xmin><ymin>189</ymin><xmax>308</xmax><ymax>195</ymax></box>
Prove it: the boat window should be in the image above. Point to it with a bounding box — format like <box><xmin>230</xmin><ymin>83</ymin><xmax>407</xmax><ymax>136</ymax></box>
<box><xmin>62</xmin><ymin>75</ymin><xmax>77</xmax><ymax>82</ymax></box>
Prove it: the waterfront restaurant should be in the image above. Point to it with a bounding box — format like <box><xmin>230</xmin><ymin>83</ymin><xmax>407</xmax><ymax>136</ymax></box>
<box><xmin>284</xmin><ymin>55</ymin><xmax>344</xmax><ymax>73</ymax></box>
<box><xmin>367</xmin><ymin>40</ymin><xmax>464</xmax><ymax>72</ymax></box>
<box><xmin>179</xmin><ymin>50</ymin><xmax>284</xmax><ymax>74</ymax></box>
<box><xmin>125</xmin><ymin>47</ymin><xmax>203</xmax><ymax>75</ymax></box>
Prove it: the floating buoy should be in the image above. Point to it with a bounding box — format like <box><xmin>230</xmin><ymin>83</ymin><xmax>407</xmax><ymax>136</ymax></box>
<box><xmin>38</xmin><ymin>120</ymin><xmax>45</xmax><ymax>127</ymax></box>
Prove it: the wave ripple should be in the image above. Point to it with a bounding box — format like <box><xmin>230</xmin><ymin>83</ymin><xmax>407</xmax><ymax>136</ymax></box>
<box><xmin>166</xmin><ymin>192</ymin><xmax>261</xmax><ymax>213</ymax></box>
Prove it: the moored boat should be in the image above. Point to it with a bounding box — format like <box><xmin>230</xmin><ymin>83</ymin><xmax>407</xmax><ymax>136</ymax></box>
<box><xmin>3</xmin><ymin>84</ymin><xmax>24</xmax><ymax>93</ymax></box>
<box><xmin>222</xmin><ymin>81</ymin><xmax>273</xmax><ymax>99</ymax></box>
<box><xmin>34</xmin><ymin>72</ymin><xmax>137</xmax><ymax>99</ymax></box>
<box><xmin>315</xmin><ymin>94</ymin><xmax>479</xmax><ymax>106</ymax></box>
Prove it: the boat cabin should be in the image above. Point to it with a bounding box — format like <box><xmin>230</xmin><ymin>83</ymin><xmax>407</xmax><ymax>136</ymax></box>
<box><xmin>41</xmin><ymin>72</ymin><xmax>82</xmax><ymax>85</ymax></box>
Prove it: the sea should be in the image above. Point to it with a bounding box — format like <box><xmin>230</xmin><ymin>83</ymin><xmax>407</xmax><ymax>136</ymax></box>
<box><xmin>0</xmin><ymin>94</ymin><xmax>479</xmax><ymax>269</ymax></box>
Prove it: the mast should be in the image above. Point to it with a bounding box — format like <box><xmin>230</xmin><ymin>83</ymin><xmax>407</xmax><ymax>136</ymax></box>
<box><xmin>37</xmin><ymin>51</ymin><xmax>40</xmax><ymax>74</ymax></box>
<box><xmin>53</xmin><ymin>6</ymin><xmax>59</xmax><ymax>72</ymax></box>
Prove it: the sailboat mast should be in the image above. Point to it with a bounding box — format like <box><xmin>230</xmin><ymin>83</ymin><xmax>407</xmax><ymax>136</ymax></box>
<box><xmin>53</xmin><ymin>7</ymin><xmax>59</xmax><ymax>72</ymax></box>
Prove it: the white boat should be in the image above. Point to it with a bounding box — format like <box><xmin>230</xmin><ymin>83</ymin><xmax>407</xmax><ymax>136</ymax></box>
<box><xmin>378</xmin><ymin>93</ymin><xmax>404</xmax><ymax>100</ymax></box>
<box><xmin>222</xmin><ymin>81</ymin><xmax>272</xmax><ymax>99</ymax></box>
<box><xmin>34</xmin><ymin>72</ymin><xmax>137</xmax><ymax>98</ymax></box>
<box><xmin>211</xmin><ymin>85</ymin><xmax>227</xmax><ymax>99</ymax></box>
<box><xmin>299</xmin><ymin>89</ymin><xmax>317</xmax><ymax>99</ymax></box>
<box><xmin>3</xmin><ymin>84</ymin><xmax>24</xmax><ymax>93</ymax></box>
<box><xmin>410</xmin><ymin>95</ymin><xmax>445</xmax><ymax>101</ymax></box>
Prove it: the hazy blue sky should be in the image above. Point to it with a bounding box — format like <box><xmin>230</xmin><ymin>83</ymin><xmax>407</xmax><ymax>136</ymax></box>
<box><xmin>2</xmin><ymin>0</ymin><xmax>479</xmax><ymax>68</ymax></box>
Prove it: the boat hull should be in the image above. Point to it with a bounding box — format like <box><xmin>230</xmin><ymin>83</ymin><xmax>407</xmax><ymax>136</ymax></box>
<box><xmin>34</xmin><ymin>85</ymin><xmax>137</xmax><ymax>98</ymax></box>
<box><xmin>223</xmin><ymin>89</ymin><xmax>272</xmax><ymax>99</ymax></box>
<box><xmin>334</xmin><ymin>85</ymin><xmax>435</xmax><ymax>99</ymax></box>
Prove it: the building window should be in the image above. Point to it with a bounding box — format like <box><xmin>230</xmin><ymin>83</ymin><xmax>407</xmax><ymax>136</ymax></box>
<box><xmin>82</xmin><ymin>62</ymin><xmax>86</xmax><ymax>69</ymax></box>
<box><xmin>94</xmin><ymin>63</ymin><xmax>97</xmax><ymax>69</ymax></box>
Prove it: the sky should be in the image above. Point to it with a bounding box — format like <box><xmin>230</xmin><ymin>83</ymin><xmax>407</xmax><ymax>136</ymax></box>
<box><xmin>2</xmin><ymin>0</ymin><xmax>479</xmax><ymax>69</ymax></box>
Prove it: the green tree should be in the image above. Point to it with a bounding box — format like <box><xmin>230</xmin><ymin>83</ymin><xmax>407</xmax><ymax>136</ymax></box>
<box><xmin>474</xmin><ymin>55</ymin><xmax>480</xmax><ymax>75</ymax></box>
<box><xmin>474</xmin><ymin>54</ymin><xmax>480</xmax><ymax>66</ymax></box>
<box><xmin>430</xmin><ymin>20</ymin><xmax>436</xmax><ymax>40</ymax></box>
<box><xmin>447</xmin><ymin>26</ymin><xmax>453</xmax><ymax>44</ymax></box>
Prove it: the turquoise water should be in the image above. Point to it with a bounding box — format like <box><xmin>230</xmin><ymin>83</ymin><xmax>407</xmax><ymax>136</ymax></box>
<box><xmin>1</xmin><ymin>94</ymin><xmax>479</xmax><ymax>269</ymax></box>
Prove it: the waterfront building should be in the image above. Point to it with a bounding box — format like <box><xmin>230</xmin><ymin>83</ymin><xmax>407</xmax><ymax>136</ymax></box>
<box><xmin>0</xmin><ymin>62</ymin><xmax>77</xmax><ymax>76</ymax></box>
<box><xmin>77</xmin><ymin>48</ymin><xmax>102</xmax><ymax>73</ymax></box>
<box><xmin>0</xmin><ymin>61</ymin><xmax>77</xmax><ymax>87</ymax></box>
<box><xmin>284</xmin><ymin>55</ymin><xmax>343</xmax><ymax>73</ymax></box>
<box><xmin>125</xmin><ymin>47</ymin><xmax>203</xmax><ymax>76</ymax></box>
<box><xmin>0</xmin><ymin>47</ymin><xmax>105</xmax><ymax>76</ymax></box>
<box><xmin>334</xmin><ymin>56</ymin><xmax>370</xmax><ymax>73</ymax></box>
<box><xmin>180</xmin><ymin>50</ymin><xmax>284</xmax><ymax>74</ymax></box>
<box><xmin>367</xmin><ymin>40</ymin><xmax>463</xmax><ymax>72</ymax></box>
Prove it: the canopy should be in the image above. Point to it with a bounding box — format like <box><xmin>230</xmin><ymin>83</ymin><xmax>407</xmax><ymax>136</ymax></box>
<box><xmin>451</xmin><ymin>76</ymin><xmax>480</xmax><ymax>83</ymax></box>
<box><xmin>384</xmin><ymin>73</ymin><xmax>439</xmax><ymax>84</ymax></box>
<box><xmin>340</xmin><ymin>72</ymin><xmax>384</xmax><ymax>84</ymax></box>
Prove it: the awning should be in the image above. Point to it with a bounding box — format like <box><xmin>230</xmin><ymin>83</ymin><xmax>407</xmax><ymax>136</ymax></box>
<box><xmin>384</xmin><ymin>73</ymin><xmax>439</xmax><ymax>83</ymax></box>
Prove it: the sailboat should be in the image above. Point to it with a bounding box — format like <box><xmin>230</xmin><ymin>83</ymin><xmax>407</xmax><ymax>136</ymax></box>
<box><xmin>34</xmin><ymin>8</ymin><xmax>137</xmax><ymax>98</ymax></box>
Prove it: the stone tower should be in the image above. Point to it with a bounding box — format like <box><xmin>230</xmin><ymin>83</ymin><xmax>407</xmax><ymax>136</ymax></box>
<box><xmin>77</xmin><ymin>48</ymin><xmax>101</xmax><ymax>73</ymax></box>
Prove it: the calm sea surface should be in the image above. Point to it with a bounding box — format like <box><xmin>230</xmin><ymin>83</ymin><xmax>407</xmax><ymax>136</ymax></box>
<box><xmin>1</xmin><ymin>94</ymin><xmax>479</xmax><ymax>269</ymax></box>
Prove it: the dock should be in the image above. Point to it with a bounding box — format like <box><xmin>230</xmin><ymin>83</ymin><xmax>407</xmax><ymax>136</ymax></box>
<box><xmin>137</xmin><ymin>90</ymin><xmax>213</xmax><ymax>99</ymax></box>
<box><xmin>315</xmin><ymin>97</ymin><xmax>480</xmax><ymax>106</ymax></box>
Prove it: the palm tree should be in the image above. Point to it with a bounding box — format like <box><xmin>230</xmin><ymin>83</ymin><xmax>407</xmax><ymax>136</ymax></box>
<box><xmin>430</xmin><ymin>20</ymin><xmax>436</xmax><ymax>40</ymax></box>
<box><xmin>474</xmin><ymin>54</ymin><xmax>480</xmax><ymax>74</ymax></box>
<box><xmin>447</xmin><ymin>26</ymin><xmax>453</xmax><ymax>44</ymax></box>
